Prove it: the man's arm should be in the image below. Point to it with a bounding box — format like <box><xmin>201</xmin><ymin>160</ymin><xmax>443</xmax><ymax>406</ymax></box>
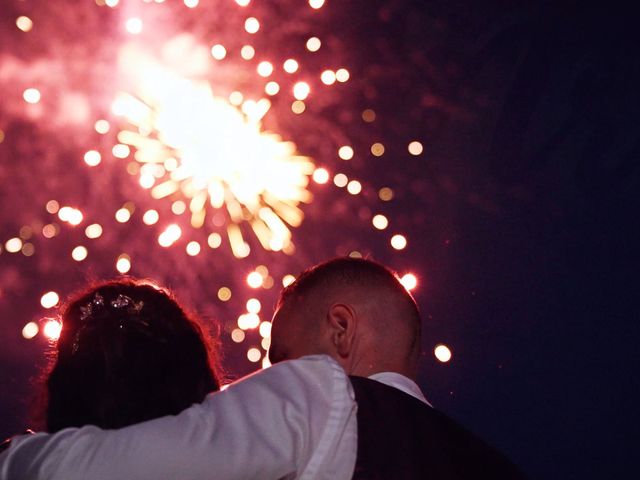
<box><xmin>0</xmin><ymin>355</ymin><xmax>357</xmax><ymax>480</ymax></box>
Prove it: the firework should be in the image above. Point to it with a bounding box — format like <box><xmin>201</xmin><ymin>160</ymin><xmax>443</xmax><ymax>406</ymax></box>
<box><xmin>1</xmin><ymin>0</ymin><xmax>427</xmax><ymax>370</ymax></box>
<box><xmin>112</xmin><ymin>58</ymin><xmax>314</xmax><ymax>257</ymax></box>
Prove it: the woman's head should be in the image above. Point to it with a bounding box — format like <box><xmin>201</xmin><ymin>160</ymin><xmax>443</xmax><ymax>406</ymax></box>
<box><xmin>43</xmin><ymin>278</ymin><xmax>220</xmax><ymax>432</ymax></box>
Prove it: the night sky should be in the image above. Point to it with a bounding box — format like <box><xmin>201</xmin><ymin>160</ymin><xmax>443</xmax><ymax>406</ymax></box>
<box><xmin>1</xmin><ymin>2</ymin><xmax>638</xmax><ymax>478</ymax></box>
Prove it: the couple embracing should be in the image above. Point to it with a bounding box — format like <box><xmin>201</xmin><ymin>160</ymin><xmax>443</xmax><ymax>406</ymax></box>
<box><xmin>0</xmin><ymin>257</ymin><xmax>525</xmax><ymax>479</ymax></box>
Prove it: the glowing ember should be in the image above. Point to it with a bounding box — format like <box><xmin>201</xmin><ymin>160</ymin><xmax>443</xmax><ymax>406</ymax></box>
<box><xmin>312</xmin><ymin>168</ymin><xmax>330</xmax><ymax>184</ymax></box>
<box><xmin>247</xmin><ymin>347</ymin><xmax>261</xmax><ymax>362</ymax></box>
<box><xmin>23</xmin><ymin>88</ymin><xmax>41</xmax><ymax>104</ymax></box>
<box><xmin>434</xmin><ymin>344</ymin><xmax>452</xmax><ymax>363</ymax></box>
<box><xmin>247</xmin><ymin>271</ymin><xmax>263</xmax><ymax>288</ymax></box>
<box><xmin>231</xmin><ymin>328</ymin><xmax>245</xmax><ymax>343</ymax></box>
<box><xmin>16</xmin><ymin>16</ymin><xmax>33</xmax><ymax>33</ymax></box>
<box><xmin>43</xmin><ymin>320</ymin><xmax>62</xmax><ymax>341</ymax></box>
<box><xmin>408</xmin><ymin>141</ymin><xmax>424</xmax><ymax>155</ymax></box>
<box><xmin>372</xmin><ymin>214</ymin><xmax>388</xmax><ymax>230</ymax></box>
<box><xmin>338</xmin><ymin>145</ymin><xmax>354</xmax><ymax>160</ymax></box>
<box><xmin>259</xmin><ymin>321</ymin><xmax>272</xmax><ymax>338</ymax></box>
<box><xmin>391</xmin><ymin>234</ymin><xmax>407</xmax><ymax>250</ymax></box>
<box><xmin>22</xmin><ymin>322</ymin><xmax>39</xmax><ymax>340</ymax></box>
<box><xmin>40</xmin><ymin>291</ymin><xmax>59</xmax><ymax>309</ymax></box>
<box><xmin>71</xmin><ymin>246</ymin><xmax>88</xmax><ymax>261</ymax></box>
<box><xmin>246</xmin><ymin>298</ymin><xmax>261</xmax><ymax>313</ymax></box>
<box><xmin>116</xmin><ymin>254</ymin><xmax>131</xmax><ymax>273</ymax></box>
<box><xmin>400</xmin><ymin>273</ymin><xmax>417</xmax><ymax>291</ymax></box>
<box><xmin>84</xmin><ymin>150</ymin><xmax>101</xmax><ymax>166</ymax></box>
<box><xmin>217</xmin><ymin>287</ymin><xmax>232</xmax><ymax>301</ymax></box>
<box><xmin>306</xmin><ymin>37</ymin><xmax>321</xmax><ymax>52</ymax></box>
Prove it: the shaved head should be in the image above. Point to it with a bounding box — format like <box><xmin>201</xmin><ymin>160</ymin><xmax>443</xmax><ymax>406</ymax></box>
<box><xmin>269</xmin><ymin>257</ymin><xmax>422</xmax><ymax>378</ymax></box>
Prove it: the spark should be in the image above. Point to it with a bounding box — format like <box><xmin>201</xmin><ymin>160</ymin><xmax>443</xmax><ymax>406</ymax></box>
<box><xmin>125</xmin><ymin>18</ymin><xmax>143</xmax><ymax>35</ymax></box>
<box><xmin>400</xmin><ymin>273</ymin><xmax>417</xmax><ymax>291</ymax></box>
<box><xmin>408</xmin><ymin>140</ymin><xmax>424</xmax><ymax>155</ymax></box>
<box><xmin>378</xmin><ymin>187</ymin><xmax>394</xmax><ymax>201</ymax></box>
<box><xmin>142</xmin><ymin>209</ymin><xmax>159</xmax><ymax>225</ymax></box>
<box><xmin>335</xmin><ymin>68</ymin><xmax>350</xmax><ymax>82</ymax></box>
<box><xmin>43</xmin><ymin>320</ymin><xmax>62</xmax><ymax>341</ymax></box>
<box><xmin>247</xmin><ymin>271</ymin><xmax>263</xmax><ymax>288</ymax></box>
<box><xmin>283</xmin><ymin>59</ymin><xmax>299</xmax><ymax>73</ymax></box>
<box><xmin>16</xmin><ymin>16</ymin><xmax>33</xmax><ymax>33</ymax></box>
<box><xmin>334</xmin><ymin>173</ymin><xmax>348</xmax><ymax>187</ymax></box>
<box><xmin>293</xmin><ymin>82</ymin><xmax>311</xmax><ymax>101</ymax></box>
<box><xmin>362</xmin><ymin>109</ymin><xmax>376</xmax><ymax>122</ymax></box>
<box><xmin>347</xmin><ymin>180</ymin><xmax>362</xmax><ymax>195</ymax></box>
<box><xmin>22</xmin><ymin>322</ymin><xmax>39</xmax><ymax>340</ymax></box>
<box><xmin>45</xmin><ymin>200</ymin><xmax>59</xmax><ymax>214</ymax></box>
<box><xmin>434</xmin><ymin>344</ymin><xmax>452</xmax><ymax>363</ymax></box>
<box><xmin>231</xmin><ymin>328</ymin><xmax>245</xmax><ymax>342</ymax></box>
<box><xmin>259</xmin><ymin>321</ymin><xmax>271</xmax><ymax>338</ymax></box>
<box><xmin>40</xmin><ymin>291</ymin><xmax>59</xmax><ymax>309</ymax></box>
<box><xmin>338</xmin><ymin>145</ymin><xmax>354</xmax><ymax>160</ymax></box>
<box><xmin>306</xmin><ymin>37</ymin><xmax>321</xmax><ymax>52</ymax></box>
<box><xmin>372</xmin><ymin>214</ymin><xmax>388</xmax><ymax>230</ymax></box>
<box><xmin>246</xmin><ymin>298</ymin><xmax>261</xmax><ymax>313</ymax></box>
<box><xmin>257</xmin><ymin>61</ymin><xmax>274</xmax><ymax>77</ymax></box>
<box><xmin>390</xmin><ymin>234</ymin><xmax>407</xmax><ymax>250</ymax></box>
<box><xmin>321</xmin><ymin>70</ymin><xmax>336</xmax><ymax>85</ymax></box>
<box><xmin>210</xmin><ymin>44</ymin><xmax>226</xmax><ymax>60</ymax></box>
<box><xmin>291</xmin><ymin>100</ymin><xmax>306</xmax><ymax>114</ymax></box>
<box><xmin>217</xmin><ymin>287</ymin><xmax>232</xmax><ymax>301</ymax></box>
<box><xmin>244</xmin><ymin>17</ymin><xmax>260</xmax><ymax>34</ymax></box>
<box><xmin>23</xmin><ymin>88</ymin><xmax>41</xmax><ymax>104</ymax></box>
<box><xmin>84</xmin><ymin>150</ymin><xmax>102</xmax><ymax>166</ymax></box>
<box><xmin>371</xmin><ymin>142</ymin><xmax>385</xmax><ymax>156</ymax></box>
<box><xmin>265</xmin><ymin>81</ymin><xmax>280</xmax><ymax>95</ymax></box>
<box><xmin>116</xmin><ymin>254</ymin><xmax>131</xmax><ymax>273</ymax></box>
<box><xmin>186</xmin><ymin>241</ymin><xmax>201</xmax><ymax>256</ymax></box>
<box><xmin>240</xmin><ymin>45</ymin><xmax>255</xmax><ymax>60</ymax></box>
<box><xmin>247</xmin><ymin>347</ymin><xmax>261</xmax><ymax>362</ymax></box>
<box><xmin>4</xmin><ymin>238</ymin><xmax>23</xmax><ymax>253</ymax></box>
<box><xmin>312</xmin><ymin>168</ymin><xmax>329</xmax><ymax>184</ymax></box>
<box><xmin>94</xmin><ymin>119</ymin><xmax>110</xmax><ymax>133</ymax></box>
<box><xmin>71</xmin><ymin>246</ymin><xmax>88</xmax><ymax>261</ymax></box>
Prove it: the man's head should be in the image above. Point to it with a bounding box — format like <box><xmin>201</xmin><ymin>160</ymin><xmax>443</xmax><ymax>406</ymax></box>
<box><xmin>269</xmin><ymin>257</ymin><xmax>422</xmax><ymax>379</ymax></box>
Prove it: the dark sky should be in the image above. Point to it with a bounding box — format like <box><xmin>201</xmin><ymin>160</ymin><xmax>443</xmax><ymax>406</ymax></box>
<box><xmin>401</xmin><ymin>3</ymin><xmax>639</xmax><ymax>478</ymax></box>
<box><xmin>1</xmin><ymin>2</ymin><xmax>639</xmax><ymax>478</ymax></box>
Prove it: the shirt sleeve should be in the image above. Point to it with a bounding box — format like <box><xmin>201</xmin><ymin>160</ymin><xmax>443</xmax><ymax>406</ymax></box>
<box><xmin>0</xmin><ymin>354</ymin><xmax>357</xmax><ymax>480</ymax></box>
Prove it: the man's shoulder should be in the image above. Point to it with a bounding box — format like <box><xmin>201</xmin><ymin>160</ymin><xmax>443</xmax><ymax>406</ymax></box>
<box><xmin>349</xmin><ymin>375</ymin><xmax>527</xmax><ymax>479</ymax></box>
<box><xmin>226</xmin><ymin>354</ymin><xmax>347</xmax><ymax>390</ymax></box>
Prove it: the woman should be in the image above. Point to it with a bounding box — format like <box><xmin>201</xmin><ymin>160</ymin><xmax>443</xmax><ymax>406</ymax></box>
<box><xmin>37</xmin><ymin>278</ymin><xmax>221</xmax><ymax>431</ymax></box>
<box><xmin>0</xmin><ymin>276</ymin><xmax>357</xmax><ymax>480</ymax></box>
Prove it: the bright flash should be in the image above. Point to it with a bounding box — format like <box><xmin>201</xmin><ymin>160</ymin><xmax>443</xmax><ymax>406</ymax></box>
<box><xmin>43</xmin><ymin>319</ymin><xmax>62</xmax><ymax>341</ymax></box>
<box><xmin>112</xmin><ymin>59</ymin><xmax>314</xmax><ymax>256</ymax></box>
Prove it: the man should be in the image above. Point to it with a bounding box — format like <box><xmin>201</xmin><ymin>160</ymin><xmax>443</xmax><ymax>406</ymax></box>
<box><xmin>269</xmin><ymin>257</ymin><xmax>526</xmax><ymax>479</ymax></box>
<box><xmin>0</xmin><ymin>258</ymin><xmax>524</xmax><ymax>479</ymax></box>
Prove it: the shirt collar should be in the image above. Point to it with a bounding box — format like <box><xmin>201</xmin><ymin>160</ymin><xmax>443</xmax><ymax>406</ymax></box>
<box><xmin>367</xmin><ymin>371</ymin><xmax>432</xmax><ymax>407</ymax></box>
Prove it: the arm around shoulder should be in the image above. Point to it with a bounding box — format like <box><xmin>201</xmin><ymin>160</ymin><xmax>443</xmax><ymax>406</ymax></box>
<box><xmin>0</xmin><ymin>354</ymin><xmax>357</xmax><ymax>480</ymax></box>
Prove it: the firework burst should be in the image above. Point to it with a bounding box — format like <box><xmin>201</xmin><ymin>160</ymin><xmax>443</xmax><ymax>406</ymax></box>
<box><xmin>112</xmin><ymin>66</ymin><xmax>315</xmax><ymax>257</ymax></box>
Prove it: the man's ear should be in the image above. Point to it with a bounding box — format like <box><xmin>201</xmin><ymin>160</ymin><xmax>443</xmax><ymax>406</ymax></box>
<box><xmin>327</xmin><ymin>303</ymin><xmax>357</xmax><ymax>358</ymax></box>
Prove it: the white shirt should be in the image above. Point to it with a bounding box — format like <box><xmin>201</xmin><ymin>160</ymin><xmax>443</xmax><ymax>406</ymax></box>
<box><xmin>0</xmin><ymin>355</ymin><xmax>358</xmax><ymax>480</ymax></box>
<box><xmin>0</xmin><ymin>357</ymin><xmax>430</xmax><ymax>480</ymax></box>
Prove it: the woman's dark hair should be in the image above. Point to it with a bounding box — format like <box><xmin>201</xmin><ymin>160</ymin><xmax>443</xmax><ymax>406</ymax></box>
<box><xmin>39</xmin><ymin>278</ymin><xmax>221</xmax><ymax>432</ymax></box>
